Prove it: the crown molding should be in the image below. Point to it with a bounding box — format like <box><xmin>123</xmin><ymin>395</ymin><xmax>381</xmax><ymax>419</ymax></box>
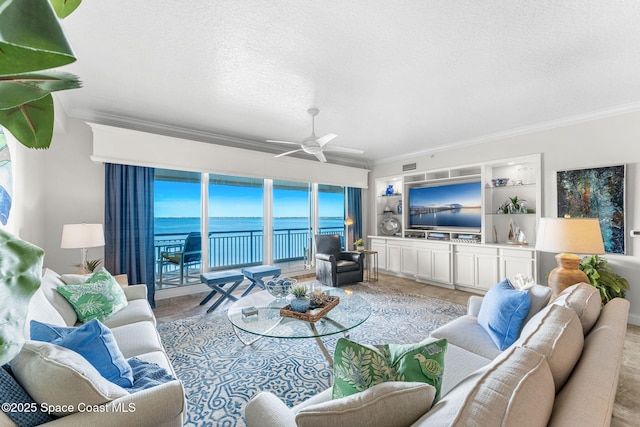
<box><xmin>372</xmin><ymin>101</ymin><xmax>640</xmax><ymax>166</ymax></box>
<box><xmin>64</xmin><ymin>108</ymin><xmax>369</xmax><ymax>169</ymax></box>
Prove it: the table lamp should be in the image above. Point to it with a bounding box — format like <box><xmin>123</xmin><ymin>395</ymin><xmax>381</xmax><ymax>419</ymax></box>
<box><xmin>535</xmin><ymin>218</ymin><xmax>605</xmax><ymax>296</ymax></box>
<box><xmin>61</xmin><ymin>223</ymin><xmax>105</xmax><ymax>273</ymax></box>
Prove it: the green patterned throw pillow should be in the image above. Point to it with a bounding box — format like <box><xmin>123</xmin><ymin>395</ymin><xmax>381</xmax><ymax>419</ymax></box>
<box><xmin>333</xmin><ymin>337</ymin><xmax>447</xmax><ymax>402</ymax></box>
<box><xmin>56</xmin><ymin>268</ymin><xmax>128</xmax><ymax>322</ymax></box>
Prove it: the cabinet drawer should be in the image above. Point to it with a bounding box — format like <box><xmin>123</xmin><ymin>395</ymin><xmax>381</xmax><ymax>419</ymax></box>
<box><xmin>456</xmin><ymin>246</ymin><xmax>498</xmax><ymax>256</ymax></box>
<box><xmin>500</xmin><ymin>248</ymin><xmax>535</xmax><ymax>259</ymax></box>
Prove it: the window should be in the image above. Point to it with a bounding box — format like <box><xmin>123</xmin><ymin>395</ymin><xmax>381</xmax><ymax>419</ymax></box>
<box><xmin>272</xmin><ymin>180</ymin><xmax>311</xmax><ymax>270</ymax></box>
<box><xmin>318</xmin><ymin>184</ymin><xmax>346</xmax><ymax>246</ymax></box>
<box><xmin>208</xmin><ymin>174</ymin><xmax>264</xmax><ymax>270</ymax></box>
<box><xmin>154</xmin><ymin>169</ymin><xmax>202</xmax><ymax>289</ymax></box>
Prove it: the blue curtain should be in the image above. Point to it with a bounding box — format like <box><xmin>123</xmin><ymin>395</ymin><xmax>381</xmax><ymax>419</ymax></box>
<box><xmin>347</xmin><ymin>187</ymin><xmax>362</xmax><ymax>243</ymax></box>
<box><xmin>104</xmin><ymin>164</ymin><xmax>156</xmax><ymax>307</ymax></box>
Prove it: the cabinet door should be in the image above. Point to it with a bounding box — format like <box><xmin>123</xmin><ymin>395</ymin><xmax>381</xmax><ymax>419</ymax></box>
<box><xmin>387</xmin><ymin>245</ymin><xmax>402</xmax><ymax>273</ymax></box>
<box><xmin>454</xmin><ymin>252</ymin><xmax>475</xmax><ymax>287</ymax></box>
<box><xmin>401</xmin><ymin>246</ymin><xmax>417</xmax><ymax>276</ymax></box>
<box><xmin>432</xmin><ymin>250</ymin><xmax>452</xmax><ymax>284</ymax></box>
<box><xmin>475</xmin><ymin>253</ymin><xmax>499</xmax><ymax>290</ymax></box>
<box><xmin>416</xmin><ymin>248</ymin><xmax>433</xmax><ymax>280</ymax></box>
<box><xmin>501</xmin><ymin>256</ymin><xmax>535</xmax><ymax>282</ymax></box>
<box><xmin>371</xmin><ymin>240</ymin><xmax>387</xmax><ymax>271</ymax></box>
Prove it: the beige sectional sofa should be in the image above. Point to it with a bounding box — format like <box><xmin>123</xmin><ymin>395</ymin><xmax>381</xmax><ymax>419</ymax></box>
<box><xmin>1</xmin><ymin>269</ymin><xmax>185</xmax><ymax>427</ymax></box>
<box><xmin>244</xmin><ymin>282</ymin><xmax>629</xmax><ymax>427</ymax></box>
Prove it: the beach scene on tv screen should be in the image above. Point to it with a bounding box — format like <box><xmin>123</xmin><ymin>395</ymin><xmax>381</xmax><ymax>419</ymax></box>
<box><xmin>409</xmin><ymin>182</ymin><xmax>482</xmax><ymax>228</ymax></box>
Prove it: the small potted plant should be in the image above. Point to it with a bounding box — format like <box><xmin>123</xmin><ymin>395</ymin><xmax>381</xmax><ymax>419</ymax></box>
<box><xmin>289</xmin><ymin>284</ymin><xmax>310</xmax><ymax>313</ymax></box>
<box><xmin>354</xmin><ymin>239</ymin><xmax>364</xmax><ymax>251</ymax></box>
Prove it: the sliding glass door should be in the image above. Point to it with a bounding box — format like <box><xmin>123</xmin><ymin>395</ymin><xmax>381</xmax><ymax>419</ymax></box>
<box><xmin>318</xmin><ymin>184</ymin><xmax>346</xmax><ymax>246</ymax></box>
<box><xmin>208</xmin><ymin>174</ymin><xmax>264</xmax><ymax>270</ymax></box>
<box><xmin>272</xmin><ymin>180</ymin><xmax>312</xmax><ymax>270</ymax></box>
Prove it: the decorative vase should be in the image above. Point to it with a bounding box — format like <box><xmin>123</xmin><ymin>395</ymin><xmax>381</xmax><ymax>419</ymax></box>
<box><xmin>386</xmin><ymin>185</ymin><xmax>394</xmax><ymax>195</ymax></box>
<box><xmin>290</xmin><ymin>297</ymin><xmax>310</xmax><ymax>313</ymax></box>
<box><xmin>356</xmin><ymin>245</ymin><xmax>365</xmax><ymax>251</ymax></box>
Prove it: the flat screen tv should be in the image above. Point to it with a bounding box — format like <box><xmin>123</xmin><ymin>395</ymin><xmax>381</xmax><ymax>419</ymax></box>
<box><xmin>408</xmin><ymin>181</ymin><xmax>482</xmax><ymax>230</ymax></box>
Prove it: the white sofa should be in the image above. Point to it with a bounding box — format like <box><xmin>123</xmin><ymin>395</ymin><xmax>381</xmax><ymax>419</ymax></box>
<box><xmin>0</xmin><ymin>269</ymin><xmax>185</xmax><ymax>427</ymax></box>
<box><xmin>244</xmin><ymin>282</ymin><xmax>630</xmax><ymax>427</ymax></box>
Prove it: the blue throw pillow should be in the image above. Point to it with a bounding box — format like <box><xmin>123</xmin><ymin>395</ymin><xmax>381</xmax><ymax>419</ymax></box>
<box><xmin>477</xmin><ymin>278</ymin><xmax>531</xmax><ymax>350</ymax></box>
<box><xmin>30</xmin><ymin>319</ymin><xmax>133</xmax><ymax>387</ymax></box>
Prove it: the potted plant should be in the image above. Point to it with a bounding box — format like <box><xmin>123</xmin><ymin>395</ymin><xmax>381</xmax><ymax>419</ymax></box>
<box><xmin>289</xmin><ymin>284</ymin><xmax>310</xmax><ymax>313</ymax></box>
<box><xmin>354</xmin><ymin>239</ymin><xmax>364</xmax><ymax>251</ymax></box>
<box><xmin>579</xmin><ymin>255</ymin><xmax>629</xmax><ymax>305</ymax></box>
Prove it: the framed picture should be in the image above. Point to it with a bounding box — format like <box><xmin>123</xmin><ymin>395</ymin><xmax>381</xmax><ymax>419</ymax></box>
<box><xmin>556</xmin><ymin>164</ymin><xmax>625</xmax><ymax>254</ymax></box>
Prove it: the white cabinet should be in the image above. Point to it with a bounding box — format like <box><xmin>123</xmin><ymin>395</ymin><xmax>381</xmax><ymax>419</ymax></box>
<box><xmin>455</xmin><ymin>246</ymin><xmax>499</xmax><ymax>290</ymax></box>
<box><xmin>416</xmin><ymin>242</ymin><xmax>452</xmax><ymax>284</ymax></box>
<box><xmin>401</xmin><ymin>245</ymin><xmax>418</xmax><ymax>276</ymax></box>
<box><xmin>500</xmin><ymin>248</ymin><xmax>537</xmax><ymax>283</ymax></box>
<box><xmin>387</xmin><ymin>243</ymin><xmax>402</xmax><ymax>273</ymax></box>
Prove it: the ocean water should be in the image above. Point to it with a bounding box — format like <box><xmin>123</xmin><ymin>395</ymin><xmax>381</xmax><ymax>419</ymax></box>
<box><xmin>154</xmin><ymin>217</ymin><xmax>344</xmax><ymax>236</ymax></box>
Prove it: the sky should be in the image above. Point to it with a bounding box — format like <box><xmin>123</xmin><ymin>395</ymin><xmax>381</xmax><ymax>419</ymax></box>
<box><xmin>409</xmin><ymin>181</ymin><xmax>482</xmax><ymax>207</ymax></box>
<box><xmin>154</xmin><ymin>181</ymin><xmax>345</xmax><ymax>218</ymax></box>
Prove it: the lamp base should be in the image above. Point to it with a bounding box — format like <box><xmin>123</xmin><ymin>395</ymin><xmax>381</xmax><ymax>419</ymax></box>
<box><xmin>548</xmin><ymin>253</ymin><xmax>589</xmax><ymax>297</ymax></box>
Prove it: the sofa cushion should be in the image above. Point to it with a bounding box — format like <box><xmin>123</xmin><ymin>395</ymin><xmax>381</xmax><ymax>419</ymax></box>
<box><xmin>56</xmin><ymin>268</ymin><xmax>128</xmax><ymax>322</ymax></box>
<box><xmin>296</xmin><ymin>381</ymin><xmax>436</xmax><ymax>427</ymax></box>
<box><xmin>110</xmin><ymin>321</ymin><xmax>165</xmax><ymax>359</ymax></box>
<box><xmin>477</xmin><ymin>278</ymin><xmax>531</xmax><ymax>350</ymax></box>
<box><xmin>11</xmin><ymin>341</ymin><xmax>128</xmax><ymax>416</ymax></box>
<box><xmin>40</xmin><ymin>268</ymin><xmax>79</xmax><ymax>326</ymax></box>
<box><xmin>333</xmin><ymin>337</ymin><xmax>447</xmax><ymax>401</ymax></box>
<box><xmin>430</xmin><ymin>315</ymin><xmax>502</xmax><ymax>360</ymax></box>
<box><xmin>24</xmin><ymin>286</ymin><xmax>66</xmax><ymax>338</ymax></box>
<box><xmin>101</xmin><ymin>299</ymin><xmax>156</xmax><ymax>329</ymax></box>
<box><xmin>30</xmin><ymin>319</ymin><xmax>134</xmax><ymax>387</ymax></box>
<box><xmin>440</xmin><ymin>343</ymin><xmax>492</xmax><ymax>397</ymax></box>
<box><xmin>522</xmin><ymin>284</ymin><xmax>553</xmax><ymax>325</ymax></box>
<box><xmin>551</xmin><ymin>282</ymin><xmax>601</xmax><ymax>334</ymax></box>
<box><xmin>415</xmin><ymin>346</ymin><xmax>555</xmax><ymax>427</ymax></box>
<box><xmin>515</xmin><ymin>304</ymin><xmax>584</xmax><ymax>392</ymax></box>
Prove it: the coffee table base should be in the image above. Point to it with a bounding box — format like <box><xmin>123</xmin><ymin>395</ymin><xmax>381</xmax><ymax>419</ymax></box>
<box><xmin>232</xmin><ymin>318</ymin><xmax>348</xmax><ymax>367</ymax></box>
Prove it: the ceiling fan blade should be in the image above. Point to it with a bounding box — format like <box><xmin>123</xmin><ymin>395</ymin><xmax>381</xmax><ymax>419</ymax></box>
<box><xmin>274</xmin><ymin>149</ymin><xmax>302</xmax><ymax>158</ymax></box>
<box><xmin>314</xmin><ymin>151</ymin><xmax>327</xmax><ymax>163</ymax></box>
<box><xmin>316</xmin><ymin>133</ymin><xmax>337</xmax><ymax>147</ymax></box>
<box><xmin>322</xmin><ymin>145</ymin><xmax>364</xmax><ymax>154</ymax></box>
<box><xmin>267</xmin><ymin>139</ymin><xmax>300</xmax><ymax>145</ymax></box>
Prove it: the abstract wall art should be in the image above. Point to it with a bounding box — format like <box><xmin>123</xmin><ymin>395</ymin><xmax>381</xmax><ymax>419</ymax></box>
<box><xmin>556</xmin><ymin>164</ymin><xmax>625</xmax><ymax>254</ymax></box>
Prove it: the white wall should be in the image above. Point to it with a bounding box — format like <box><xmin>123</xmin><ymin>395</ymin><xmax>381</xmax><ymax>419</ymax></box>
<box><xmin>368</xmin><ymin>110</ymin><xmax>640</xmax><ymax>324</ymax></box>
<box><xmin>15</xmin><ymin>118</ymin><xmax>105</xmax><ymax>273</ymax></box>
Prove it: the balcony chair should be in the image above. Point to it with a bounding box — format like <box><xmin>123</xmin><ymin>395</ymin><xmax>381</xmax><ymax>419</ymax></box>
<box><xmin>159</xmin><ymin>231</ymin><xmax>202</xmax><ymax>285</ymax></box>
<box><xmin>314</xmin><ymin>234</ymin><xmax>364</xmax><ymax>287</ymax></box>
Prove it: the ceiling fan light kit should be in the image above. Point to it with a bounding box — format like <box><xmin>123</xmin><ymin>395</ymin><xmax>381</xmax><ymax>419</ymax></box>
<box><xmin>267</xmin><ymin>107</ymin><xmax>363</xmax><ymax>163</ymax></box>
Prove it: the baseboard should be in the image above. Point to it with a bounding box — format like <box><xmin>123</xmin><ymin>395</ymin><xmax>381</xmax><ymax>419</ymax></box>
<box><xmin>627</xmin><ymin>312</ymin><xmax>640</xmax><ymax>326</ymax></box>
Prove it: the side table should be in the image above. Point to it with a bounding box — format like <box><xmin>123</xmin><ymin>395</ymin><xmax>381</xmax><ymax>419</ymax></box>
<box><xmin>358</xmin><ymin>250</ymin><xmax>378</xmax><ymax>282</ymax></box>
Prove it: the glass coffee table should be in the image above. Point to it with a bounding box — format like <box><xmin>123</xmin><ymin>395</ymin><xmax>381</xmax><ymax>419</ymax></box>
<box><xmin>227</xmin><ymin>285</ymin><xmax>371</xmax><ymax>366</ymax></box>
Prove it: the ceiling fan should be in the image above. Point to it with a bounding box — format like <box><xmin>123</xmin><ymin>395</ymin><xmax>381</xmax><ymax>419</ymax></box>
<box><xmin>267</xmin><ymin>107</ymin><xmax>364</xmax><ymax>163</ymax></box>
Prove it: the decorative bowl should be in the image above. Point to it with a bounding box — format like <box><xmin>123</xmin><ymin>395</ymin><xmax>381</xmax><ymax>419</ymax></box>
<box><xmin>265</xmin><ymin>278</ymin><xmax>297</xmax><ymax>299</ymax></box>
<box><xmin>491</xmin><ymin>178</ymin><xmax>509</xmax><ymax>187</ymax></box>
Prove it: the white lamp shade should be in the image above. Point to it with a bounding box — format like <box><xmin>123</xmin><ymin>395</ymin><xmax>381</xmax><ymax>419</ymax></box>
<box><xmin>535</xmin><ymin>218</ymin><xmax>605</xmax><ymax>254</ymax></box>
<box><xmin>61</xmin><ymin>224</ymin><xmax>105</xmax><ymax>249</ymax></box>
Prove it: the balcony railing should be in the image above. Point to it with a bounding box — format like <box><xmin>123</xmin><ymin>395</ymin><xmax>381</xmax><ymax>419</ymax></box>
<box><xmin>155</xmin><ymin>227</ymin><xmax>344</xmax><ymax>285</ymax></box>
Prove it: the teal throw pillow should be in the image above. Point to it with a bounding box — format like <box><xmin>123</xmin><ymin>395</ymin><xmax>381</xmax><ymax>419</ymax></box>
<box><xmin>477</xmin><ymin>278</ymin><xmax>531</xmax><ymax>350</ymax></box>
<box><xmin>333</xmin><ymin>337</ymin><xmax>447</xmax><ymax>402</ymax></box>
<box><xmin>56</xmin><ymin>268</ymin><xmax>128</xmax><ymax>322</ymax></box>
<box><xmin>30</xmin><ymin>319</ymin><xmax>133</xmax><ymax>387</ymax></box>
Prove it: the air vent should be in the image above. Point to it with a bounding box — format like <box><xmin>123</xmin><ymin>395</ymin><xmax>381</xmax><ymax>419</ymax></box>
<box><xmin>402</xmin><ymin>163</ymin><xmax>417</xmax><ymax>172</ymax></box>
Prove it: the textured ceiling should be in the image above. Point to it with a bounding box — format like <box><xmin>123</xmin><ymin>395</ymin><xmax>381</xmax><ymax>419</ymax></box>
<box><xmin>55</xmin><ymin>1</ymin><xmax>640</xmax><ymax>167</ymax></box>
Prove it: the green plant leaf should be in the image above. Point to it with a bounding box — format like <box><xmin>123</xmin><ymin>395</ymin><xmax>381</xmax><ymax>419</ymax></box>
<box><xmin>0</xmin><ymin>71</ymin><xmax>82</xmax><ymax>109</ymax></box>
<box><xmin>0</xmin><ymin>0</ymin><xmax>76</xmax><ymax>74</ymax></box>
<box><xmin>0</xmin><ymin>94</ymin><xmax>54</xmax><ymax>149</ymax></box>
<box><xmin>49</xmin><ymin>0</ymin><xmax>82</xmax><ymax>18</ymax></box>
<box><xmin>0</xmin><ymin>229</ymin><xmax>45</xmax><ymax>365</ymax></box>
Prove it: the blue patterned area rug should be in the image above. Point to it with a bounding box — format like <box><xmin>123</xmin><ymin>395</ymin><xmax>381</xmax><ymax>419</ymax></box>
<box><xmin>157</xmin><ymin>282</ymin><xmax>466</xmax><ymax>426</ymax></box>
